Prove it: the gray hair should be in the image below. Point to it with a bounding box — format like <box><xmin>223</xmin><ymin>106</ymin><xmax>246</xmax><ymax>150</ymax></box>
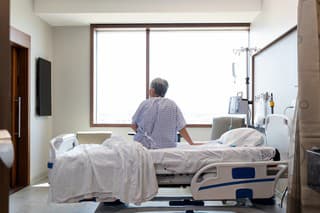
<box><xmin>151</xmin><ymin>78</ymin><xmax>169</xmax><ymax>97</ymax></box>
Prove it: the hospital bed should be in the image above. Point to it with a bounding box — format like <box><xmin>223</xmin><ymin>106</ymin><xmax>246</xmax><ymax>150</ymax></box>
<box><xmin>47</xmin><ymin>131</ymin><xmax>288</xmax><ymax>205</ymax></box>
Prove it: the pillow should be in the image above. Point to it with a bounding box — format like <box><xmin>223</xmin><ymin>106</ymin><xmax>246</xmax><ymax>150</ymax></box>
<box><xmin>219</xmin><ymin>127</ymin><xmax>265</xmax><ymax>147</ymax></box>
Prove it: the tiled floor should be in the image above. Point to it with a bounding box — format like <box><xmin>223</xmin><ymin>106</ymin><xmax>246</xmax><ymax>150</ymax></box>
<box><xmin>10</xmin><ymin>179</ymin><xmax>286</xmax><ymax>213</ymax></box>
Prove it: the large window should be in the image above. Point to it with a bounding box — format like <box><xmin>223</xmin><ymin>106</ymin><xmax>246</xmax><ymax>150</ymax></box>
<box><xmin>91</xmin><ymin>24</ymin><xmax>249</xmax><ymax>126</ymax></box>
<box><xmin>94</xmin><ymin>29</ymin><xmax>146</xmax><ymax>125</ymax></box>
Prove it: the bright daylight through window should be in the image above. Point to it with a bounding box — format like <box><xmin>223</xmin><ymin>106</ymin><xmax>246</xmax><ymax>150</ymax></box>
<box><xmin>92</xmin><ymin>26</ymin><xmax>248</xmax><ymax>125</ymax></box>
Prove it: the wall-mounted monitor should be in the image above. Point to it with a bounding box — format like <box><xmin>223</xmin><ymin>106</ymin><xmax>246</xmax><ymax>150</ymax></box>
<box><xmin>36</xmin><ymin>57</ymin><xmax>52</xmax><ymax>116</ymax></box>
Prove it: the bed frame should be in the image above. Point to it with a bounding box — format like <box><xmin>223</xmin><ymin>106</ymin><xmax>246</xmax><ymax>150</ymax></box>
<box><xmin>48</xmin><ymin>133</ymin><xmax>287</xmax><ymax>206</ymax></box>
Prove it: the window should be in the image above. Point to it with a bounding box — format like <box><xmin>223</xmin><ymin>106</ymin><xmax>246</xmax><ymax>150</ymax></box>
<box><xmin>91</xmin><ymin>24</ymin><xmax>249</xmax><ymax>126</ymax></box>
<box><xmin>94</xmin><ymin>29</ymin><xmax>146</xmax><ymax>124</ymax></box>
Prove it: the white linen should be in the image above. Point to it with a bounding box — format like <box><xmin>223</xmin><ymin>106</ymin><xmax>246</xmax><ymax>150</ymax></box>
<box><xmin>150</xmin><ymin>143</ymin><xmax>275</xmax><ymax>174</ymax></box>
<box><xmin>218</xmin><ymin>127</ymin><xmax>265</xmax><ymax>147</ymax></box>
<box><xmin>49</xmin><ymin>137</ymin><xmax>158</xmax><ymax>204</ymax></box>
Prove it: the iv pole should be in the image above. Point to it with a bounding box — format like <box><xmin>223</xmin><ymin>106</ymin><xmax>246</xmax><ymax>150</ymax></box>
<box><xmin>233</xmin><ymin>47</ymin><xmax>259</xmax><ymax>126</ymax></box>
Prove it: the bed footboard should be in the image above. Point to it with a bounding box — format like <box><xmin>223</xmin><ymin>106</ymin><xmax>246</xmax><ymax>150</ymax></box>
<box><xmin>190</xmin><ymin>161</ymin><xmax>287</xmax><ymax>201</ymax></box>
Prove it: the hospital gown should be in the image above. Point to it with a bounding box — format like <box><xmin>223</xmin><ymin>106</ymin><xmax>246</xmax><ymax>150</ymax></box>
<box><xmin>132</xmin><ymin>97</ymin><xmax>186</xmax><ymax>149</ymax></box>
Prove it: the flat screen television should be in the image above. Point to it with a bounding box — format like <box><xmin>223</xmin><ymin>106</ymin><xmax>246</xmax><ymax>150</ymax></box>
<box><xmin>36</xmin><ymin>58</ymin><xmax>52</xmax><ymax>116</ymax></box>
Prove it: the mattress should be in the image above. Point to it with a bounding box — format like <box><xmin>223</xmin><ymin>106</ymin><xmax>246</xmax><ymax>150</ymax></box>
<box><xmin>149</xmin><ymin>142</ymin><xmax>276</xmax><ymax>174</ymax></box>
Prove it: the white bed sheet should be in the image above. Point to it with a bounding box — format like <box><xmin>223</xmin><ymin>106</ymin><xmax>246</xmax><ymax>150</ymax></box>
<box><xmin>150</xmin><ymin>142</ymin><xmax>276</xmax><ymax>174</ymax></box>
<box><xmin>49</xmin><ymin>137</ymin><xmax>157</xmax><ymax>204</ymax></box>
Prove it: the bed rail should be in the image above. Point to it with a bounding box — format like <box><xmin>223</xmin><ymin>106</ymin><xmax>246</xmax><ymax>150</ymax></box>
<box><xmin>48</xmin><ymin>133</ymin><xmax>78</xmax><ymax>169</ymax></box>
<box><xmin>191</xmin><ymin>161</ymin><xmax>288</xmax><ymax>200</ymax></box>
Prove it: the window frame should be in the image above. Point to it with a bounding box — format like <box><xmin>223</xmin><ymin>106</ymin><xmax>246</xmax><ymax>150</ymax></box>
<box><xmin>90</xmin><ymin>23</ymin><xmax>250</xmax><ymax>127</ymax></box>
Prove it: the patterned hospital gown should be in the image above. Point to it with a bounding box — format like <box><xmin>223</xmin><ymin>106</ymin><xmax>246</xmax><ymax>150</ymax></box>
<box><xmin>132</xmin><ymin>97</ymin><xmax>186</xmax><ymax>149</ymax></box>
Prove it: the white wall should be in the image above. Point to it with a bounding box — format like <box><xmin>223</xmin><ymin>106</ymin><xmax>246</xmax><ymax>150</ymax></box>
<box><xmin>250</xmin><ymin>0</ymin><xmax>298</xmax><ymax>121</ymax></box>
<box><xmin>250</xmin><ymin>0</ymin><xmax>298</xmax><ymax>49</ymax></box>
<box><xmin>52</xmin><ymin>26</ymin><xmax>211</xmax><ymax>141</ymax></box>
<box><xmin>10</xmin><ymin>0</ymin><xmax>53</xmax><ymax>183</ymax></box>
<box><xmin>254</xmin><ymin>30</ymin><xmax>297</xmax><ymax>121</ymax></box>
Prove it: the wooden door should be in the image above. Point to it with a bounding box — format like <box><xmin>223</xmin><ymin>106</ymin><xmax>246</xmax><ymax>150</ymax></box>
<box><xmin>10</xmin><ymin>42</ymin><xmax>30</xmax><ymax>192</ymax></box>
<box><xmin>11</xmin><ymin>46</ymin><xmax>18</xmax><ymax>188</ymax></box>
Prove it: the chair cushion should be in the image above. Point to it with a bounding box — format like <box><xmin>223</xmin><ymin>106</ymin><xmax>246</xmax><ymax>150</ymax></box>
<box><xmin>211</xmin><ymin>117</ymin><xmax>245</xmax><ymax>140</ymax></box>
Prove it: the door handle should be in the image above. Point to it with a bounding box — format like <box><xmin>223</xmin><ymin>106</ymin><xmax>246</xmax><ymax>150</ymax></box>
<box><xmin>17</xmin><ymin>96</ymin><xmax>21</xmax><ymax>139</ymax></box>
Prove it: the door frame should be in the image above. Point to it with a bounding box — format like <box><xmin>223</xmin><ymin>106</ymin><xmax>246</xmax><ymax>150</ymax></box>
<box><xmin>10</xmin><ymin>27</ymin><xmax>30</xmax><ymax>187</ymax></box>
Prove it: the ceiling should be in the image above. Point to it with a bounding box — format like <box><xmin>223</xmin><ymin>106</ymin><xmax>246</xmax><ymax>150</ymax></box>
<box><xmin>34</xmin><ymin>0</ymin><xmax>262</xmax><ymax>26</ymax></box>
